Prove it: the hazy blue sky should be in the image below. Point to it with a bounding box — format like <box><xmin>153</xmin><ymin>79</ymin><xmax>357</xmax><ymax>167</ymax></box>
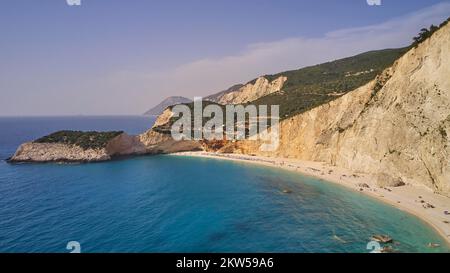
<box><xmin>1</xmin><ymin>0</ymin><xmax>449</xmax><ymax>116</ymax></box>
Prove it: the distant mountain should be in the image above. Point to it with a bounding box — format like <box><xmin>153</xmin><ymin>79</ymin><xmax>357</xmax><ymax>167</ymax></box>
<box><xmin>143</xmin><ymin>96</ymin><xmax>192</xmax><ymax>116</ymax></box>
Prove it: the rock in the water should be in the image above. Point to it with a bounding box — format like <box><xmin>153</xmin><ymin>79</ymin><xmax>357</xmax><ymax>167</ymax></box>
<box><xmin>371</xmin><ymin>234</ymin><xmax>393</xmax><ymax>243</ymax></box>
<box><xmin>427</xmin><ymin>243</ymin><xmax>440</xmax><ymax>248</ymax></box>
<box><xmin>381</xmin><ymin>246</ymin><xmax>395</xmax><ymax>253</ymax></box>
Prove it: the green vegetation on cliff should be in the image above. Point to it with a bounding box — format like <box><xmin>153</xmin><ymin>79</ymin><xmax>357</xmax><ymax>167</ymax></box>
<box><xmin>153</xmin><ymin>47</ymin><xmax>410</xmax><ymax>135</ymax></box>
<box><xmin>34</xmin><ymin>131</ymin><xmax>123</xmax><ymax>150</ymax></box>
<box><xmin>153</xmin><ymin>19</ymin><xmax>449</xmax><ymax>132</ymax></box>
<box><xmin>412</xmin><ymin>17</ymin><xmax>450</xmax><ymax>47</ymax></box>
<box><xmin>249</xmin><ymin>47</ymin><xmax>409</xmax><ymax>119</ymax></box>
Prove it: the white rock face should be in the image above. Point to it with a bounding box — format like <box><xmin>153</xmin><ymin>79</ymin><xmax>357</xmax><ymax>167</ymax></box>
<box><xmin>152</xmin><ymin>108</ymin><xmax>174</xmax><ymax>128</ymax></box>
<box><xmin>234</xmin><ymin>24</ymin><xmax>450</xmax><ymax>196</ymax></box>
<box><xmin>218</xmin><ymin>76</ymin><xmax>287</xmax><ymax>104</ymax></box>
<box><xmin>10</xmin><ymin>133</ymin><xmax>147</xmax><ymax>163</ymax></box>
<box><xmin>105</xmin><ymin>133</ymin><xmax>147</xmax><ymax>155</ymax></box>
<box><xmin>11</xmin><ymin>142</ymin><xmax>111</xmax><ymax>162</ymax></box>
<box><xmin>138</xmin><ymin>129</ymin><xmax>203</xmax><ymax>154</ymax></box>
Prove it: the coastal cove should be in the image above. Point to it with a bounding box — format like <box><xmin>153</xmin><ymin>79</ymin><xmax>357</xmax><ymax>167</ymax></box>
<box><xmin>1</xmin><ymin>153</ymin><xmax>449</xmax><ymax>253</ymax></box>
<box><xmin>1</xmin><ymin>117</ymin><xmax>449</xmax><ymax>252</ymax></box>
<box><xmin>172</xmin><ymin>152</ymin><xmax>450</xmax><ymax>246</ymax></box>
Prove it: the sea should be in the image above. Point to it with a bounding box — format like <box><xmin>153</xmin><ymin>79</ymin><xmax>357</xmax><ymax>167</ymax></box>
<box><xmin>0</xmin><ymin>116</ymin><xmax>448</xmax><ymax>253</ymax></box>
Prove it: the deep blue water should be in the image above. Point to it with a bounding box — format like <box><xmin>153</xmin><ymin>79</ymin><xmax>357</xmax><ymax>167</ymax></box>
<box><xmin>0</xmin><ymin>116</ymin><xmax>449</xmax><ymax>253</ymax></box>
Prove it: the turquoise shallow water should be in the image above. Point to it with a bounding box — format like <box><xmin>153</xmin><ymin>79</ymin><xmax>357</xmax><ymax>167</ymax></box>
<box><xmin>0</xmin><ymin>117</ymin><xmax>449</xmax><ymax>253</ymax></box>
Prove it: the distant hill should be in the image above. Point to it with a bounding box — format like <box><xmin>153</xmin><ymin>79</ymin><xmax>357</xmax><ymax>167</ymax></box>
<box><xmin>200</xmin><ymin>49</ymin><xmax>407</xmax><ymax>109</ymax></box>
<box><xmin>148</xmin><ymin>47</ymin><xmax>408</xmax><ymax>120</ymax></box>
<box><xmin>143</xmin><ymin>96</ymin><xmax>192</xmax><ymax>116</ymax></box>
<box><xmin>250</xmin><ymin>47</ymin><xmax>410</xmax><ymax>119</ymax></box>
<box><xmin>165</xmin><ymin>47</ymin><xmax>410</xmax><ymax>121</ymax></box>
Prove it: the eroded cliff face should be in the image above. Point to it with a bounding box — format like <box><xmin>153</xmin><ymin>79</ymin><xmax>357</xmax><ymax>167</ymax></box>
<box><xmin>232</xmin><ymin>24</ymin><xmax>450</xmax><ymax>196</ymax></box>
<box><xmin>152</xmin><ymin>108</ymin><xmax>174</xmax><ymax>128</ymax></box>
<box><xmin>10</xmin><ymin>142</ymin><xmax>112</xmax><ymax>162</ymax></box>
<box><xmin>217</xmin><ymin>76</ymin><xmax>287</xmax><ymax>104</ymax></box>
<box><xmin>138</xmin><ymin>129</ymin><xmax>202</xmax><ymax>154</ymax></box>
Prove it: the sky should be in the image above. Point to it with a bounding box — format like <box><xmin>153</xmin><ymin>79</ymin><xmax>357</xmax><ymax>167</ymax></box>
<box><xmin>0</xmin><ymin>0</ymin><xmax>449</xmax><ymax>116</ymax></box>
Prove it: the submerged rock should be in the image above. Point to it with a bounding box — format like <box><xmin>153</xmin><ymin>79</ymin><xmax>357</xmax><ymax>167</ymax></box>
<box><xmin>332</xmin><ymin>234</ymin><xmax>347</xmax><ymax>244</ymax></box>
<box><xmin>427</xmin><ymin>243</ymin><xmax>441</xmax><ymax>248</ymax></box>
<box><xmin>371</xmin><ymin>234</ymin><xmax>393</xmax><ymax>243</ymax></box>
<box><xmin>381</xmin><ymin>246</ymin><xmax>395</xmax><ymax>253</ymax></box>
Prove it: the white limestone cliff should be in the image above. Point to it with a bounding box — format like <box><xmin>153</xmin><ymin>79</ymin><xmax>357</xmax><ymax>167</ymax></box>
<box><xmin>232</xmin><ymin>23</ymin><xmax>450</xmax><ymax>196</ymax></box>
<box><xmin>217</xmin><ymin>76</ymin><xmax>287</xmax><ymax>105</ymax></box>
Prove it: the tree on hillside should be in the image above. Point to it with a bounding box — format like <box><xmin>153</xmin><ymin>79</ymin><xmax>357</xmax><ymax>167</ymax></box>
<box><xmin>412</xmin><ymin>20</ymin><xmax>448</xmax><ymax>47</ymax></box>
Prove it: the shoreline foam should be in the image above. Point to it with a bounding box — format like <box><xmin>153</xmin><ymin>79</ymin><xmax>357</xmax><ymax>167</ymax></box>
<box><xmin>171</xmin><ymin>151</ymin><xmax>450</xmax><ymax>246</ymax></box>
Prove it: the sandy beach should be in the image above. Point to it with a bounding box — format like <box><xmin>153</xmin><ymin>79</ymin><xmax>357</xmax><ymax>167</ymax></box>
<box><xmin>172</xmin><ymin>151</ymin><xmax>450</xmax><ymax>246</ymax></box>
